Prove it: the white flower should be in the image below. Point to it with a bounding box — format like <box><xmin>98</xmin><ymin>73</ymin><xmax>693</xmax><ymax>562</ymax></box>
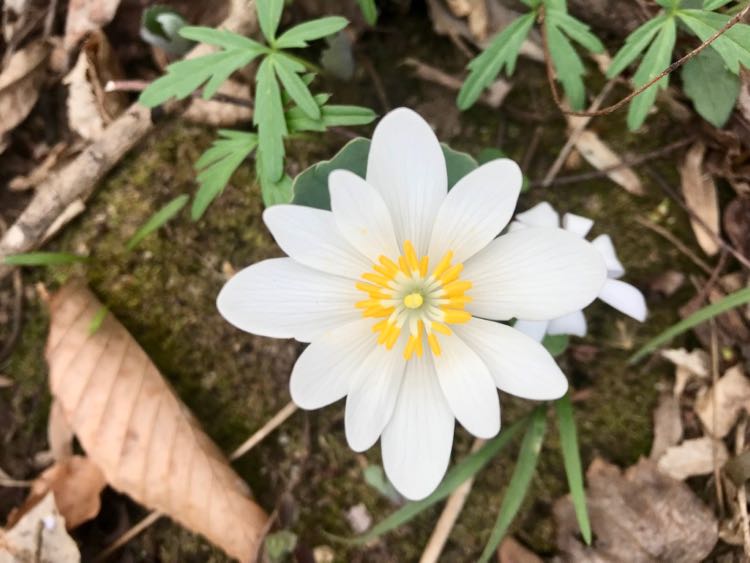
<box><xmin>217</xmin><ymin>108</ymin><xmax>607</xmax><ymax>500</ymax></box>
<box><xmin>510</xmin><ymin>202</ymin><xmax>648</xmax><ymax>342</ymax></box>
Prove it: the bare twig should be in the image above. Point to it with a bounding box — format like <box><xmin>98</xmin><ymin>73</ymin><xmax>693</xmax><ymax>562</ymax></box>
<box><xmin>539</xmin><ymin>4</ymin><xmax>750</xmax><ymax>118</ymax></box>
<box><xmin>633</xmin><ymin>217</ymin><xmax>713</xmax><ymax>275</ymax></box>
<box><xmin>230</xmin><ymin>401</ymin><xmax>298</xmax><ymax>461</ymax></box>
<box><xmin>710</xmin><ymin>320</ymin><xmax>725</xmax><ymax>517</ymax></box>
<box><xmin>420</xmin><ymin>439</ymin><xmax>485</xmax><ymax>563</ymax></box>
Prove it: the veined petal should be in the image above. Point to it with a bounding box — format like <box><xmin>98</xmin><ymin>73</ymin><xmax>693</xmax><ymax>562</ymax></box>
<box><xmin>290</xmin><ymin>319</ymin><xmax>375</xmax><ymax>409</ymax></box>
<box><xmin>263</xmin><ymin>205</ymin><xmax>371</xmax><ymax>279</ymax></box>
<box><xmin>428</xmin><ymin>159</ymin><xmax>523</xmax><ymax>263</ymax></box>
<box><xmin>329</xmin><ymin>170</ymin><xmax>400</xmax><ymax>263</ymax></box>
<box><xmin>217</xmin><ymin>258</ymin><xmax>360</xmax><ymax>342</ymax></box>
<box><xmin>591</xmin><ymin>234</ymin><xmax>625</xmax><ymax>278</ymax></box>
<box><xmin>433</xmin><ymin>334</ymin><xmax>501</xmax><ymax>438</ymax></box>
<box><xmin>562</xmin><ymin>212</ymin><xmax>594</xmax><ymax>238</ymax></box>
<box><xmin>598</xmin><ymin>278</ymin><xmax>647</xmax><ymax>321</ymax></box>
<box><xmin>464</xmin><ymin>228</ymin><xmax>607</xmax><ymax>321</ymax></box>
<box><xmin>454</xmin><ymin>317</ymin><xmax>568</xmax><ymax>400</ymax></box>
<box><xmin>547</xmin><ymin>310</ymin><xmax>587</xmax><ymax>337</ymax></box>
<box><xmin>512</xmin><ymin>319</ymin><xmax>549</xmax><ymax>342</ymax></box>
<box><xmin>366</xmin><ymin>107</ymin><xmax>447</xmax><ymax>255</ymax></box>
<box><xmin>381</xmin><ymin>355</ymin><xmax>454</xmax><ymax>501</ymax></box>
<box><xmin>345</xmin><ymin>345</ymin><xmax>407</xmax><ymax>452</ymax></box>
<box><xmin>514</xmin><ymin>201</ymin><xmax>560</xmax><ymax>228</ymax></box>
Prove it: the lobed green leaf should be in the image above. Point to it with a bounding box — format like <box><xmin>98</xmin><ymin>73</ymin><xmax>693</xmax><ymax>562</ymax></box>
<box><xmin>272</xmin><ymin>54</ymin><xmax>321</xmax><ymax>119</ymax></box>
<box><xmin>275</xmin><ymin>16</ymin><xmax>349</xmax><ymax>48</ymax></box>
<box><xmin>545</xmin><ymin>16</ymin><xmax>587</xmax><ymax>110</ymax></box>
<box><xmin>607</xmin><ymin>14</ymin><xmax>668</xmax><ymax>78</ymax></box>
<box><xmin>357</xmin><ymin>0</ymin><xmax>379</xmax><ymax>25</ymax></box>
<box><xmin>678</xmin><ymin>9</ymin><xmax>750</xmax><ymax>74</ymax></box>
<box><xmin>257</xmin><ymin>0</ymin><xmax>284</xmax><ymax>43</ymax></box>
<box><xmin>254</xmin><ymin>57</ymin><xmax>288</xmax><ymax>184</ymax></box>
<box><xmin>682</xmin><ymin>46</ymin><xmax>740</xmax><ymax>127</ymax></box>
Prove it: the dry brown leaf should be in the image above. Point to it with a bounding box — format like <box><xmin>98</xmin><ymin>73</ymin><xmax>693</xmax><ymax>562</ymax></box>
<box><xmin>0</xmin><ymin>492</ymin><xmax>80</xmax><ymax>563</ymax></box>
<box><xmin>661</xmin><ymin>347</ymin><xmax>709</xmax><ymax>397</ymax></box>
<box><xmin>656</xmin><ymin>437</ymin><xmax>728</xmax><ymax>480</ymax></box>
<box><xmin>47</xmin><ymin>399</ymin><xmax>74</xmax><ymax>461</ymax></box>
<box><xmin>554</xmin><ymin>458</ymin><xmax>717</xmax><ymax>562</ymax></box>
<box><xmin>63</xmin><ymin>31</ymin><xmax>127</xmax><ymax>140</ymax></box>
<box><xmin>696</xmin><ymin>365</ymin><xmax>750</xmax><ymax>438</ymax></box>
<box><xmin>0</xmin><ymin>374</ymin><xmax>13</xmax><ymax>388</ymax></box>
<box><xmin>9</xmin><ymin>142</ymin><xmax>68</xmax><ymax>191</ymax></box>
<box><xmin>0</xmin><ymin>42</ymin><xmax>49</xmax><ymax>139</ymax></box>
<box><xmin>46</xmin><ymin>283</ymin><xmax>268</xmax><ymax>562</ymax></box>
<box><xmin>64</xmin><ymin>0</ymin><xmax>122</xmax><ymax>50</ymax></box>
<box><xmin>679</xmin><ymin>142</ymin><xmax>720</xmax><ymax>256</ymax></box>
<box><xmin>7</xmin><ymin>456</ymin><xmax>106</xmax><ymax>531</ymax></box>
<box><xmin>724</xmin><ymin>197</ymin><xmax>750</xmax><ymax>259</ymax></box>
<box><xmin>649</xmin><ymin>393</ymin><xmax>683</xmax><ymax>460</ymax></box>
<box><xmin>573</xmin><ymin>130</ymin><xmax>645</xmax><ymax>195</ymax></box>
<box><xmin>498</xmin><ymin>537</ymin><xmax>543</xmax><ymax>563</ymax></box>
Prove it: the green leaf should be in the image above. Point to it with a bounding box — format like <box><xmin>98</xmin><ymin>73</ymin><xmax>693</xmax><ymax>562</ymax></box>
<box><xmin>265</xmin><ymin>530</ymin><xmax>297</xmax><ymax>563</ymax></box>
<box><xmin>88</xmin><ymin>306</ymin><xmax>109</xmax><ymax>335</ymax></box>
<box><xmin>363</xmin><ymin>465</ymin><xmax>402</xmax><ymax>502</ymax></box>
<box><xmin>627</xmin><ymin>17</ymin><xmax>676</xmax><ymax>130</ymax></box>
<box><xmin>555</xmin><ymin>394</ymin><xmax>592</xmax><ymax>545</ymax></box>
<box><xmin>255</xmin><ymin>57</ymin><xmax>287</xmax><ymax>184</ymax></box>
<box><xmin>291</xmin><ymin>139</ymin><xmax>480</xmax><ymax>210</ymax></box>
<box><xmin>346</xmin><ymin>414</ymin><xmax>530</xmax><ymax>544</ymax></box>
<box><xmin>259</xmin><ymin>171</ymin><xmax>293</xmax><ymax>206</ymax></box>
<box><xmin>272</xmin><ymin>54</ymin><xmax>321</xmax><ymax>119</ymax></box>
<box><xmin>548</xmin><ymin>10</ymin><xmax>605</xmax><ymax>53</ymax></box>
<box><xmin>477</xmin><ymin>147</ymin><xmax>507</xmax><ymax>164</ymax></box>
<box><xmin>275</xmin><ymin>16</ymin><xmax>349</xmax><ymax>48</ymax></box>
<box><xmin>631</xmin><ymin>287</ymin><xmax>750</xmax><ymax>363</ymax></box>
<box><xmin>678</xmin><ymin>10</ymin><xmax>750</xmax><ymax>74</ymax></box>
<box><xmin>178</xmin><ymin>26</ymin><xmax>265</xmax><ymax>50</ymax></box>
<box><xmin>682</xmin><ymin>47</ymin><xmax>740</xmax><ymax>127</ymax></box>
<box><xmin>542</xmin><ymin>334</ymin><xmax>569</xmax><ymax>357</ymax></box>
<box><xmin>126</xmin><ymin>194</ymin><xmax>189</xmax><ymax>250</ymax></box>
<box><xmin>3</xmin><ymin>252</ymin><xmax>87</xmax><ymax>266</ymax></box>
<box><xmin>458</xmin><ymin>12</ymin><xmax>535</xmax><ymax>110</ymax></box>
<box><xmin>442</xmin><ymin>143</ymin><xmax>478</xmax><ymax>189</ymax></box>
<box><xmin>357</xmin><ymin>0</ymin><xmax>379</xmax><ymax>25</ymax></box>
<box><xmin>193</xmin><ymin>130</ymin><xmax>258</xmax><ymax>219</ymax></box>
<box><xmin>257</xmin><ymin>0</ymin><xmax>284</xmax><ymax>43</ymax></box>
<box><xmin>607</xmin><ymin>14</ymin><xmax>668</xmax><ymax>78</ymax></box>
<box><xmin>545</xmin><ymin>14</ymin><xmax>587</xmax><ymax>110</ymax></box>
<box><xmin>286</xmin><ymin>103</ymin><xmax>376</xmax><ymax>133</ymax></box>
<box><xmin>703</xmin><ymin>0</ymin><xmax>733</xmax><ymax>9</ymax></box>
<box><xmin>291</xmin><ymin>138</ymin><xmax>371</xmax><ymax>209</ymax></box>
<box><xmin>477</xmin><ymin>407</ymin><xmax>547</xmax><ymax>562</ymax></box>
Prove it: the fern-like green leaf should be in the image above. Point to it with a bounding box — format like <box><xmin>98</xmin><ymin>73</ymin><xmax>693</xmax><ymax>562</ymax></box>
<box><xmin>275</xmin><ymin>16</ymin><xmax>349</xmax><ymax>48</ymax></box>
<box><xmin>254</xmin><ymin>57</ymin><xmax>287</xmax><ymax>185</ymax></box>
<box><xmin>678</xmin><ymin>9</ymin><xmax>750</xmax><ymax>74</ymax></box>
<box><xmin>607</xmin><ymin>14</ymin><xmax>668</xmax><ymax>78</ymax></box>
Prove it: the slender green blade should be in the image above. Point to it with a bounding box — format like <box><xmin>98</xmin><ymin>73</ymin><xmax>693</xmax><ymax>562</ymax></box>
<box><xmin>126</xmin><ymin>194</ymin><xmax>189</xmax><ymax>250</ymax></box>
<box><xmin>545</xmin><ymin>17</ymin><xmax>587</xmax><ymax>110</ymax></box>
<box><xmin>178</xmin><ymin>26</ymin><xmax>265</xmax><ymax>51</ymax></box>
<box><xmin>272</xmin><ymin>54</ymin><xmax>321</xmax><ymax>119</ymax></box>
<box><xmin>275</xmin><ymin>16</ymin><xmax>349</xmax><ymax>48</ymax></box>
<box><xmin>555</xmin><ymin>394</ymin><xmax>591</xmax><ymax>544</ymax></box>
<box><xmin>549</xmin><ymin>11</ymin><xmax>604</xmax><ymax>53</ymax></box>
<box><xmin>703</xmin><ymin>0</ymin><xmax>733</xmax><ymax>9</ymax></box>
<box><xmin>357</xmin><ymin>0</ymin><xmax>378</xmax><ymax>25</ymax></box>
<box><xmin>287</xmin><ymin>103</ymin><xmax>376</xmax><ymax>132</ymax></box>
<box><xmin>343</xmin><ymin>414</ymin><xmax>530</xmax><ymax>544</ymax></box>
<box><xmin>631</xmin><ymin>287</ymin><xmax>750</xmax><ymax>363</ymax></box>
<box><xmin>3</xmin><ymin>252</ymin><xmax>87</xmax><ymax>266</ymax></box>
<box><xmin>255</xmin><ymin>57</ymin><xmax>287</xmax><ymax>183</ymax></box>
<box><xmin>478</xmin><ymin>407</ymin><xmax>547</xmax><ymax>562</ymax></box>
<box><xmin>607</xmin><ymin>15</ymin><xmax>667</xmax><ymax>78</ymax></box>
<box><xmin>257</xmin><ymin>0</ymin><xmax>284</xmax><ymax>42</ymax></box>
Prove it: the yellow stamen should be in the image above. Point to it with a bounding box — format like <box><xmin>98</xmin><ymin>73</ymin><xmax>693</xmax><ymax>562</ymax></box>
<box><xmin>419</xmin><ymin>256</ymin><xmax>429</xmax><ymax>277</ymax></box>
<box><xmin>443</xmin><ymin>309</ymin><xmax>472</xmax><ymax>324</ymax></box>
<box><xmin>443</xmin><ymin>280</ymin><xmax>472</xmax><ymax>297</ymax></box>
<box><xmin>432</xmin><ymin>250</ymin><xmax>454</xmax><ymax>280</ymax></box>
<box><xmin>403</xmin><ymin>240</ymin><xmax>420</xmax><ymax>272</ymax></box>
<box><xmin>398</xmin><ymin>256</ymin><xmax>411</xmax><ymax>275</ymax></box>
<box><xmin>414</xmin><ymin>332</ymin><xmax>424</xmax><ymax>357</ymax></box>
<box><xmin>362</xmin><ymin>272</ymin><xmax>393</xmax><ymax>287</ymax></box>
<box><xmin>404</xmin><ymin>292</ymin><xmax>424</xmax><ymax>309</ymax></box>
<box><xmin>427</xmin><ymin>333</ymin><xmax>441</xmax><ymax>356</ymax></box>
<box><xmin>372</xmin><ymin>320</ymin><xmax>388</xmax><ymax>333</ymax></box>
<box><xmin>439</xmin><ymin>263</ymin><xmax>463</xmax><ymax>285</ymax></box>
<box><xmin>364</xmin><ymin>306</ymin><xmax>394</xmax><ymax>318</ymax></box>
<box><xmin>378</xmin><ymin>256</ymin><xmax>400</xmax><ymax>276</ymax></box>
<box><xmin>430</xmin><ymin>322</ymin><xmax>452</xmax><ymax>335</ymax></box>
<box><xmin>385</xmin><ymin>326</ymin><xmax>401</xmax><ymax>349</ymax></box>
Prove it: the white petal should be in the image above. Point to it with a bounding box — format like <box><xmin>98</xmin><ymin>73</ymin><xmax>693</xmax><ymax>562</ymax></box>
<box><xmin>329</xmin><ymin>170</ymin><xmax>400</xmax><ymax>262</ymax></box>
<box><xmin>514</xmin><ymin>201</ymin><xmax>560</xmax><ymax>229</ymax></box>
<box><xmin>591</xmin><ymin>234</ymin><xmax>625</xmax><ymax>278</ymax></box>
<box><xmin>454</xmin><ymin>317</ymin><xmax>568</xmax><ymax>400</ymax></box>
<box><xmin>433</xmin><ymin>335</ymin><xmax>501</xmax><ymax>438</ymax></box>
<box><xmin>464</xmin><ymin>227</ymin><xmax>607</xmax><ymax>321</ymax></box>
<box><xmin>598</xmin><ymin>278</ymin><xmax>648</xmax><ymax>321</ymax></box>
<box><xmin>512</xmin><ymin>319</ymin><xmax>549</xmax><ymax>342</ymax></box>
<box><xmin>562</xmin><ymin>213</ymin><xmax>594</xmax><ymax>238</ymax></box>
<box><xmin>381</xmin><ymin>355</ymin><xmax>454</xmax><ymax>501</ymax></box>
<box><xmin>547</xmin><ymin>310</ymin><xmax>588</xmax><ymax>337</ymax></box>
<box><xmin>290</xmin><ymin>319</ymin><xmax>375</xmax><ymax>409</ymax></box>
<box><xmin>345</xmin><ymin>346</ymin><xmax>406</xmax><ymax>452</ymax></box>
<box><xmin>263</xmin><ymin>205</ymin><xmax>371</xmax><ymax>279</ymax></box>
<box><xmin>428</xmin><ymin>159</ymin><xmax>523</xmax><ymax>263</ymax></box>
<box><xmin>217</xmin><ymin>258</ymin><xmax>361</xmax><ymax>342</ymax></box>
<box><xmin>366</xmin><ymin>107</ymin><xmax>447</xmax><ymax>255</ymax></box>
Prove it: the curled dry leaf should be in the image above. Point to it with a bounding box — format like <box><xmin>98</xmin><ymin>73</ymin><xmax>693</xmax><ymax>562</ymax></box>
<box><xmin>7</xmin><ymin>456</ymin><xmax>106</xmax><ymax>531</ymax></box>
<box><xmin>64</xmin><ymin>0</ymin><xmax>122</xmax><ymax>50</ymax></box>
<box><xmin>649</xmin><ymin>393</ymin><xmax>683</xmax><ymax>460</ymax></box>
<box><xmin>498</xmin><ymin>537</ymin><xmax>543</xmax><ymax>563</ymax></box>
<box><xmin>661</xmin><ymin>347</ymin><xmax>709</xmax><ymax>398</ymax></box>
<box><xmin>571</xmin><ymin>128</ymin><xmax>645</xmax><ymax>195</ymax></box>
<box><xmin>554</xmin><ymin>458</ymin><xmax>718</xmax><ymax>562</ymax></box>
<box><xmin>0</xmin><ymin>42</ymin><xmax>49</xmax><ymax>140</ymax></box>
<box><xmin>0</xmin><ymin>492</ymin><xmax>80</xmax><ymax>563</ymax></box>
<box><xmin>724</xmin><ymin>197</ymin><xmax>750</xmax><ymax>259</ymax></box>
<box><xmin>656</xmin><ymin>437</ymin><xmax>728</xmax><ymax>481</ymax></box>
<box><xmin>679</xmin><ymin>142</ymin><xmax>720</xmax><ymax>256</ymax></box>
<box><xmin>46</xmin><ymin>283</ymin><xmax>268</xmax><ymax>562</ymax></box>
<box><xmin>696</xmin><ymin>366</ymin><xmax>750</xmax><ymax>439</ymax></box>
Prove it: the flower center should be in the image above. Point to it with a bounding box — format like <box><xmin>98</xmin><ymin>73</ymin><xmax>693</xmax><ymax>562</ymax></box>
<box><xmin>355</xmin><ymin>240</ymin><xmax>472</xmax><ymax>360</ymax></box>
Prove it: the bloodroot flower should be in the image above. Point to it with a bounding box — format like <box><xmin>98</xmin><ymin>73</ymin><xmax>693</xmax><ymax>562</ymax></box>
<box><xmin>510</xmin><ymin>202</ymin><xmax>648</xmax><ymax>342</ymax></box>
<box><xmin>218</xmin><ymin>108</ymin><xmax>606</xmax><ymax>500</ymax></box>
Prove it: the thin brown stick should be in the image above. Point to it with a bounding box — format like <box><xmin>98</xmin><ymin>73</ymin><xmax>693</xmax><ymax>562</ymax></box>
<box><xmin>230</xmin><ymin>401</ymin><xmax>298</xmax><ymax>461</ymax></box>
<box><xmin>709</xmin><ymin>320</ymin><xmax>725</xmax><ymax>517</ymax></box>
<box><xmin>93</xmin><ymin>511</ymin><xmax>163</xmax><ymax>562</ymax></box>
<box><xmin>540</xmin><ymin>4</ymin><xmax>750</xmax><ymax>118</ymax></box>
<box><xmin>634</xmin><ymin>216</ymin><xmax>713</xmax><ymax>275</ymax></box>
<box><xmin>420</xmin><ymin>439</ymin><xmax>486</xmax><ymax>563</ymax></box>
